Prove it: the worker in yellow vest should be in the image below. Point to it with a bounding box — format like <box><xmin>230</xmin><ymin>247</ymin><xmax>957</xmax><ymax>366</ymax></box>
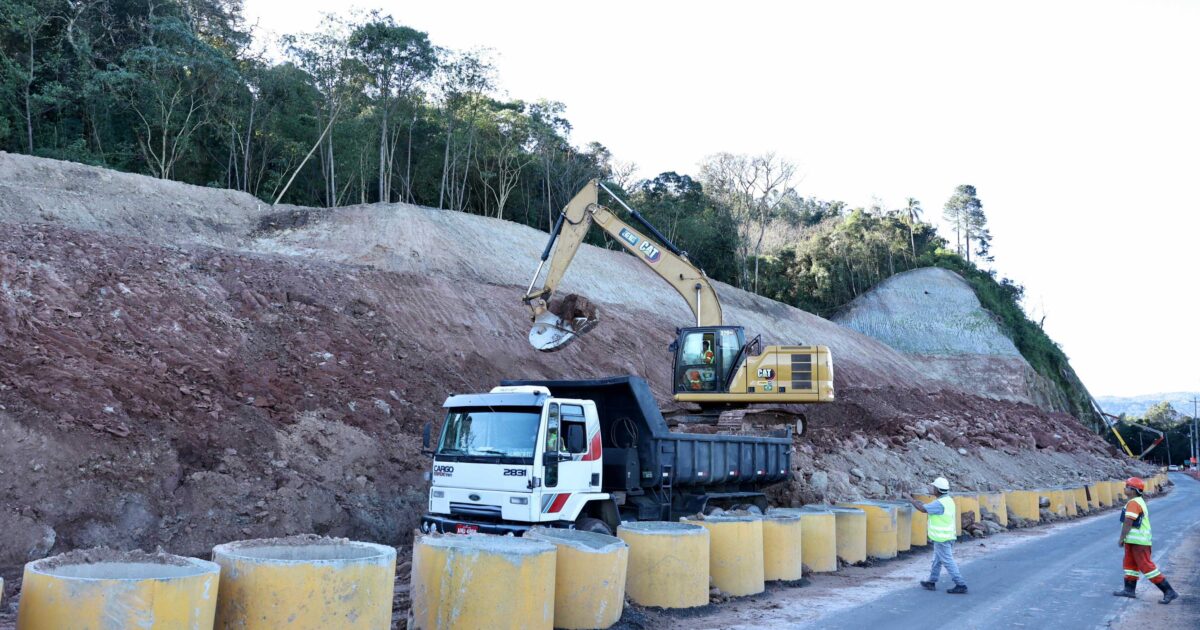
<box><xmin>1113</xmin><ymin>477</ymin><xmax>1178</xmax><ymax>604</ymax></box>
<box><xmin>909</xmin><ymin>476</ymin><xmax>968</xmax><ymax>594</ymax></box>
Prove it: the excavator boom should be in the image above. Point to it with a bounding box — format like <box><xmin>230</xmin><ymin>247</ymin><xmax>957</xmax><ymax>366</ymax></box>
<box><xmin>524</xmin><ymin>180</ymin><xmax>722</xmax><ymax>351</ymax></box>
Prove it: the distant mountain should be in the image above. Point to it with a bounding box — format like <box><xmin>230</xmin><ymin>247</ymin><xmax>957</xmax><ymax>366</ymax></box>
<box><xmin>1095</xmin><ymin>392</ymin><xmax>1200</xmax><ymax>418</ymax></box>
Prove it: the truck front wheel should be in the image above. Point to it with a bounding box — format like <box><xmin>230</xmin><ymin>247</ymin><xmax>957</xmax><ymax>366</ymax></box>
<box><xmin>575</xmin><ymin>516</ymin><xmax>614</xmax><ymax>536</ymax></box>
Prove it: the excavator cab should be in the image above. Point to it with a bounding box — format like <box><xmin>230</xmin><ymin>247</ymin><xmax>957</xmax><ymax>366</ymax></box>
<box><xmin>672</xmin><ymin>326</ymin><xmax>748</xmax><ymax>394</ymax></box>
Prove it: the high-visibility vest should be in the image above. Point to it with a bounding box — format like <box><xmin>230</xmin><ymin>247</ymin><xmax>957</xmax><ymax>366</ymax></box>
<box><xmin>1123</xmin><ymin>496</ymin><xmax>1152</xmax><ymax>546</ymax></box>
<box><xmin>928</xmin><ymin>496</ymin><xmax>956</xmax><ymax>542</ymax></box>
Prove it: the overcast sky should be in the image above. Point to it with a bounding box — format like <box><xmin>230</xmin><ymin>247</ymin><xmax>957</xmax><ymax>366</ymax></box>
<box><xmin>244</xmin><ymin>0</ymin><xmax>1200</xmax><ymax>398</ymax></box>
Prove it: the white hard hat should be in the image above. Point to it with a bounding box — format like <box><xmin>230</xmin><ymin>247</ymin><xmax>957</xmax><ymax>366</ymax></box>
<box><xmin>932</xmin><ymin>477</ymin><xmax>951</xmax><ymax>491</ymax></box>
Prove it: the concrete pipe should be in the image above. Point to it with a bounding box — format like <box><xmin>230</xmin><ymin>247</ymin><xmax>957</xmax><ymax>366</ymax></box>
<box><xmin>950</xmin><ymin>494</ymin><xmax>980</xmax><ymax>536</ymax></box>
<box><xmin>837</xmin><ymin>502</ymin><xmax>898</xmax><ymax>560</ymax></box>
<box><xmin>825</xmin><ymin>506</ymin><xmax>867</xmax><ymax>565</ymax></box>
<box><xmin>1005</xmin><ymin>490</ymin><xmax>1040</xmax><ymax>523</ymax></box>
<box><xmin>1108</xmin><ymin>481</ymin><xmax>1127</xmax><ymax>506</ymax></box>
<box><xmin>877</xmin><ymin>501</ymin><xmax>914</xmax><ymax>552</ymax></box>
<box><xmin>411</xmin><ymin>533</ymin><xmax>554</xmax><ymax>630</ymax></box>
<box><xmin>1046</xmin><ymin>489</ymin><xmax>1068</xmax><ymax>518</ymax></box>
<box><xmin>526</xmin><ymin>527</ymin><xmax>628</xmax><ymax>630</ymax></box>
<box><xmin>1062</xmin><ymin>487</ymin><xmax>1079</xmax><ymax>516</ymax></box>
<box><xmin>617</xmin><ymin>521</ymin><xmax>709</xmax><ymax>609</ymax></box>
<box><xmin>1093</xmin><ymin>481</ymin><xmax>1112</xmax><ymax>508</ymax></box>
<box><xmin>1070</xmin><ymin>486</ymin><xmax>1089</xmax><ymax>514</ymax></box>
<box><xmin>977</xmin><ymin>492</ymin><xmax>1007</xmax><ymax>527</ymax></box>
<box><xmin>17</xmin><ymin>549</ymin><xmax>219</xmax><ymax>630</ymax></box>
<box><xmin>761</xmin><ymin>513</ymin><xmax>804</xmax><ymax>582</ymax></box>
<box><xmin>214</xmin><ymin>536</ymin><xmax>396</xmax><ymax>630</ymax></box>
<box><xmin>771</xmin><ymin>507</ymin><xmax>837</xmax><ymax>573</ymax></box>
<box><xmin>906</xmin><ymin>503</ymin><xmax>928</xmax><ymax>547</ymax></box>
<box><xmin>684</xmin><ymin>514</ymin><xmax>765</xmax><ymax>597</ymax></box>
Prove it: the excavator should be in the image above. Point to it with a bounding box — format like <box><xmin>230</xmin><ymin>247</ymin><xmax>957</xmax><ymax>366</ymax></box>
<box><xmin>1092</xmin><ymin>400</ymin><xmax>1166</xmax><ymax>460</ymax></box>
<box><xmin>522</xmin><ymin>179</ymin><xmax>834</xmax><ymax>432</ymax></box>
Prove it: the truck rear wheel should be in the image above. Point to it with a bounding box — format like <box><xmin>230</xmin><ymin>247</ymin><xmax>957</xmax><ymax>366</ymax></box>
<box><xmin>575</xmin><ymin>516</ymin><xmax>614</xmax><ymax>536</ymax></box>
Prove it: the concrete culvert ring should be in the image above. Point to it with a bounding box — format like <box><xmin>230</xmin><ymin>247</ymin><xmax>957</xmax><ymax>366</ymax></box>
<box><xmin>527</xmin><ymin>527</ymin><xmax>629</xmax><ymax>629</ymax></box>
<box><xmin>19</xmin><ymin>548</ymin><xmax>220</xmax><ymax>628</ymax></box>
<box><xmin>212</xmin><ymin>535</ymin><xmax>397</xmax><ymax>629</ymax></box>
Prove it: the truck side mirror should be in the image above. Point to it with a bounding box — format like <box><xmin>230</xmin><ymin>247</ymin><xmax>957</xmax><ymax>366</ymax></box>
<box><xmin>422</xmin><ymin>421</ymin><xmax>433</xmax><ymax>455</ymax></box>
<box><xmin>566</xmin><ymin>424</ymin><xmax>586</xmax><ymax>453</ymax></box>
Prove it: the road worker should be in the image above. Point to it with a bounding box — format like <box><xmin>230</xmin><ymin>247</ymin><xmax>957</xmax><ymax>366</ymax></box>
<box><xmin>909</xmin><ymin>476</ymin><xmax>968</xmax><ymax>594</ymax></box>
<box><xmin>1113</xmin><ymin>476</ymin><xmax>1178</xmax><ymax>604</ymax></box>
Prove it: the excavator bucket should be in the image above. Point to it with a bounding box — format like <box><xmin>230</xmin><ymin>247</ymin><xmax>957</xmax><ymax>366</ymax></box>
<box><xmin>528</xmin><ymin>294</ymin><xmax>599</xmax><ymax>352</ymax></box>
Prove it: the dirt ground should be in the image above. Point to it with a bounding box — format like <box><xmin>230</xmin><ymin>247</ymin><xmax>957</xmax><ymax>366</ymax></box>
<box><xmin>0</xmin><ymin>153</ymin><xmax>1151</xmax><ymax>618</ymax></box>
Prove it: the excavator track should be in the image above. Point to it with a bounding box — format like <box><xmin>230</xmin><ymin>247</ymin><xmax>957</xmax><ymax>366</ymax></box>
<box><xmin>664</xmin><ymin>407</ymin><xmax>806</xmax><ymax>437</ymax></box>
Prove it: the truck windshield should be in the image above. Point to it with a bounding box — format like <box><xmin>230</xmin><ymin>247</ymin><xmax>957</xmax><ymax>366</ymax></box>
<box><xmin>437</xmin><ymin>406</ymin><xmax>541</xmax><ymax>463</ymax></box>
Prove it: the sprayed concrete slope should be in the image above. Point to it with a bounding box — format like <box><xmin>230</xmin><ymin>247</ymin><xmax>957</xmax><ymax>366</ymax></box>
<box><xmin>833</xmin><ymin>267</ymin><xmax>1071</xmax><ymax>411</ymax></box>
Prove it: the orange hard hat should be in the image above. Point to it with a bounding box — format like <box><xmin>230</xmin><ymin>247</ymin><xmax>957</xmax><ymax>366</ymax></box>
<box><xmin>1125</xmin><ymin>477</ymin><xmax>1145</xmax><ymax>491</ymax></box>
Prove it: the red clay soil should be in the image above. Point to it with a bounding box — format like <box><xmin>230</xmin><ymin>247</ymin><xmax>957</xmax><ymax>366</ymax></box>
<box><xmin>0</xmin><ymin>217</ymin><xmax>1138</xmax><ymax>611</ymax></box>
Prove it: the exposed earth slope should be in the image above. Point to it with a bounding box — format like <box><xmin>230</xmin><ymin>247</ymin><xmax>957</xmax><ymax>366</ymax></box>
<box><xmin>0</xmin><ymin>153</ymin><xmax>1144</xmax><ymax>583</ymax></box>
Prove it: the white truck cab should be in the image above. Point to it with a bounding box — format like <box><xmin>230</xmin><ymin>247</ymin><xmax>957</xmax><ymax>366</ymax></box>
<box><xmin>421</xmin><ymin>385</ymin><xmax>610</xmax><ymax>535</ymax></box>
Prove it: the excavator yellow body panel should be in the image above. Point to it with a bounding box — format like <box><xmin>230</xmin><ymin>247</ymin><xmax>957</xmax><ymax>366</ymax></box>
<box><xmin>675</xmin><ymin>345</ymin><xmax>834</xmax><ymax>404</ymax></box>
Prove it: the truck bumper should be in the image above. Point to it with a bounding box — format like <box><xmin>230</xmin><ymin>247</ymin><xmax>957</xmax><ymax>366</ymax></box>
<box><xmin>421</xmin><ymin>513</ymin><xmax>543</xmax><ymax>536</ymax></box>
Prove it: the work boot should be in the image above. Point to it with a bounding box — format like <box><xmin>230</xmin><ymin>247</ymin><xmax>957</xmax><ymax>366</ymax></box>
<box><xmin>946</xmin><ymin>584</ymin><xmax>968</xmax><ymax>594</ymax></box>
<box><xmin>1155</xmin><ymin>580</ymin><xmax>1178</xmax><ymax>605</ymax></box>
<box><xmin>920</xmin><ymin>580</ymin><xmax>936</xmax><ymax>590</ymax></box>
<box><xmin>1113</xmin><ymin>580</ymin><xmax>1136</xmax><ymax>598</ymax></box>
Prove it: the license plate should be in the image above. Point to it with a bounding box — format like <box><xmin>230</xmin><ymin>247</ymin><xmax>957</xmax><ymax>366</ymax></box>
<box><xmin>455</xmin><ymin>524</ymin><xmax>478</xmax><ymax>534</ymax></box>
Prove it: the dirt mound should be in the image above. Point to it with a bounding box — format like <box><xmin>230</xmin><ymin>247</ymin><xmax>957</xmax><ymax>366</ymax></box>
<box><xmin>833</xmin><ymin>267</ymin><xmax>1070</xmax><ymax>412</ymax></box>
<box><xmin>0</xmin><ymin>154</ymin><xmax>1144</xmax><ymax>590</ymax></box>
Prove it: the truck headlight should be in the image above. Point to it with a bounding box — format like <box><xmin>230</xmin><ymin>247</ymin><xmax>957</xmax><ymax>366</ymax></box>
<box><xmin>432</xmin><ymin>490</ymin><xmax>444</xmax><ymax>498</ymax></box>
<box><xmin>510</xmin><ymin>497</ymin><xmax>529</xmax><ymax>505</ymax></box>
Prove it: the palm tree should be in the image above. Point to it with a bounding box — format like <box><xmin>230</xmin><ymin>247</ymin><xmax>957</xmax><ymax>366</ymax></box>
<box><xmin>904</xmin><ymin>197</ymin><xmax>923</xmax><ymax>260</ymax></box>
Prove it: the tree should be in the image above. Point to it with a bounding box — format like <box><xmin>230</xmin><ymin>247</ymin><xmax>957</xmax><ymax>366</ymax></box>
<box><xmin>349</xmin><ymin>14</ymin><xmax>436</xmax><ymax>203</ymax></box>
<box><xmin>943</xmin><ymin>184</ymin><xmax>982</xmax><ymax>260</ymax></box>
<box><xmin>904</xmin><ymin>197</ymin><xmax>923</xmax><ymax>260</ymax></box>
<box><xmin>434</xmin><ymin>48</ymin><xmax>494</xmax><ymax>211</ymax></box>
<box><xmin>699</xmin><ymin>152</ymin><xmax>797</xmax><ymax>293</ymax></box>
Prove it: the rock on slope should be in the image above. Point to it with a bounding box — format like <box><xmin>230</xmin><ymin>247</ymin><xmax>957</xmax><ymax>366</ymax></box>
<box><xmin>833</xmin><ymin>267</ymin><xmax>1071</xmax><ymax>412</ymax></box>
<box><xmin>0</xmin><ymin>153</ymin><xmax>1142</xmax><ymax>584</ymax></box>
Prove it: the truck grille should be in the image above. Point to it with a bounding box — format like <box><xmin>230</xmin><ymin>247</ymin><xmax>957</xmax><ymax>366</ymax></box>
<box><xmin>450</xmin><ymin>502</ymin><xmax>502</xmax><ymax>518</ymax></box>
<box><xmin>791</xmin><ymin>353</ymin><xmax>812</xmax><ymax>390</ymax></box>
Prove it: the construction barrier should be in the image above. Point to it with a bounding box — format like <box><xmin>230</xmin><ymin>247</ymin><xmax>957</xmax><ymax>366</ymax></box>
<box><xmin>950</xmin><ymin>493</ymin><xmax>980</xmax><ymax>536</ymax></box>
<box><xmin>837</xmin><ymin>502</ymin><xmax>898</xmax><ymax>560</ymax></box>
<box><xmin>17</xmin><ymin>550</ymin><xmax>219</xmax><ymax>630</ymax></box>
<box><xmin>1005</xmin><ymin>490</ymin><xmax>1040</xmax><ymax>522</ymax></box>
<box><xmin>684</xmin><ymin>514</ymin><xmax>765</xmax><ymax>597</ymax></box>
<box><xmin>526</xmin><ymin>528</ymin><xmax>628</xmax><ymax>630</ymax></box>
<box><xmin>1108</xmin><ymin>480</ymin><xmax>1127</xmax><ymax>506</ymax></box>
<box><xmin>617</xmin><ymin>521</ymin><xmax>709</xmax><ymax>609</ymax></box>
<box><xmin>1046</xmin><ymin>489</ymin><xmax>1068</xmax><ymax>518</ymax></box>
<box><xmin>761</xmin><ymin>513</ymin><xmax>804</xmax><ymax>581</ymax></box>
<box><xmin>978</xmin><ymin>492</ymin><xmax>1008</xmax><ymax>527</ymax></box>
<box><xmin>773</xmin><ymin>507</ymin><xmax>837</xmax><ymax>572</ymax></box>
<box><xmin>216</xmin><ymin>536</ymin><xmax>397</xmax><ymax>630</ymax></box>
<box><xmin>877</xmin><ymin>501</ymin><xmax>914</xmax><ymax>551</ymax></box>
<box><xmin>1070</xmin><ymin>486</ymin><xmax>1089</xmax><ymax>513</ymax></box>
<box><xmin>1090</xmin><ymin>482</ymin><xmax>1110</xmax><ymax>508</ymax></box>
<box><xmin>826</xmin><ymin>505</ymin><xmax>867</xmax><ymax>565</ymax></box>
<box><xmin>908</xmin><ymin>503</ymin><xmax>928</xmax><ymax>547</ymax></box>
<box><xmin>1062</xmin><ymin>487</ymin><xmax>1079</xmax><ymax>516</ymax></box>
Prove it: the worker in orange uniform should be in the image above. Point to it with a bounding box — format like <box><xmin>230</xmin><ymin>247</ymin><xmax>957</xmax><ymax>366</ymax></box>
<box><xmin>1112</xmin><ymin>477</ymin><xmax>1178</xmax><ymax>604</ymax></box>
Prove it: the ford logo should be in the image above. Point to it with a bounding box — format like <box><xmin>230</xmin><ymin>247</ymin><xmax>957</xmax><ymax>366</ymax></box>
<box><xmin>469</xmin><ymin>494</ymin><xmax>481</xmax><ymax>501</ymax></box>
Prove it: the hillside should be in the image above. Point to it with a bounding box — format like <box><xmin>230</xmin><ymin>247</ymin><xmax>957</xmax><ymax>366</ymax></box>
<box><xmin>0</xmin><ymin>153</ymin><xmax>1143</xmax><ymax>576</ymax></box>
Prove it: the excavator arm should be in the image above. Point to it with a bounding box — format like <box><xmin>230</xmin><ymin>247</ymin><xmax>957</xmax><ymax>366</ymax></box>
<box><xmin>1094</xmin><ymin>402</ymin><xmax>1166</xmax><ymax>460</ymax></box>
<box><xmin>523</xmin><ymin>179</ymin><xmax>722</xmax><ymax>351</ymax></box>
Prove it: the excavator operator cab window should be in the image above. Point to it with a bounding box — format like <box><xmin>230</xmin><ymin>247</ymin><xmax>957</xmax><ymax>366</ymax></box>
<box><xmin>675</xmin><ymin>330</ymin><xmax>720</xmax><ymax>393</ymax></box>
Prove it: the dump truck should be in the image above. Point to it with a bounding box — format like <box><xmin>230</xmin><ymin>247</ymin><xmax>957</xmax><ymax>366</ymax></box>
<box><xmin>419</xmin><ymin>376</ymin><xmax>792</xmax><ymax>536</ymax></box>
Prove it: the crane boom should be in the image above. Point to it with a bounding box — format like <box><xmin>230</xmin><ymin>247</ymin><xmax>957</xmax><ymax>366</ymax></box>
<box><xmin>524</xmin><ymin>180</ymin><xmax>722</xmax><ymax>350</ymax></box>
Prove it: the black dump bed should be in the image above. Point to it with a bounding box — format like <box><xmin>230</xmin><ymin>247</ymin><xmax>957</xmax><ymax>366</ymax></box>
<box><xmin>501</xmin><ymin>376</ymin><xmax>791</xmax><ymax>491</ymax></box>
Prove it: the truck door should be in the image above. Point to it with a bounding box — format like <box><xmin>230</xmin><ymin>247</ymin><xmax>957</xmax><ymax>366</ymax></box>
<box><xmin>539</xmin><ymin>401</ymin><xmax>599</xmax><ymax>517</ymax></box>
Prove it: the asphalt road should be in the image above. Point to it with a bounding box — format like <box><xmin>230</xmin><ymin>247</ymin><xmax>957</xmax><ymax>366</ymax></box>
<box><xmin>810</xmin><ymin>474</ymin><xmax>1200</xmax><ymax>630</ymax></box>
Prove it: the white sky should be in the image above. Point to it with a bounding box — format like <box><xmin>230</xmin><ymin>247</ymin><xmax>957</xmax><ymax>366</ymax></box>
<box><xmin>244</xmin><ymin>0</ymin><xmax>1200</xmax><ymax>398</ymax></box>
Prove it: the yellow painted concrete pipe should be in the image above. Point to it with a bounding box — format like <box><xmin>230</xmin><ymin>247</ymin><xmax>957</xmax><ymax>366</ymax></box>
<box><xmin>215</xmin><ymin>536</ymin><xmax>396</xmax><ymax>630</ymax></box>
<box><xmin>17</xmin><ymin>549</ymin><xmax>219</xmax><ymax>630</ymax></box>
<box><xmin>617</xmin><ymin>521</ymin><xmax>709</xmax><ymax>609</ymax></box>
<box><xmin>1094</xmin><ymin>481</ymin><xmax>1113</xmax><ymax>508</ymax></box>
<box><xmin>411</xmin><ymin>533</ymin><xmax>554</xmax><ymax>630</ymax></box>
<box><xmin>1046</xmin><ymin>489</ymin><xmax>1067</xmax><ymax>518</ymax></box>
<box><xmin>950</xmin><ymin>493</ymin><xmax>980</xmax><ymax>535</ymax></box>
<box><xmin>761</xmin><ymin>513</ymin><xmax>804</xmax><ymax>582</ymax></box>
<box><xmin>1109</xmin><ymin>481</ymin><xmax>1127</xmax><ymax>506</ymax></box>
<box><xmin>907</xmin><ymin>503</ymin><xmax>928</xmax><ymax>547</ymax></box>
<box><xmin>837</xmin><ymin>502</ymin><xmax>898</xmax><ymax>560</ymax></box>
<box><xmin>1004</xmin><ymin>490</ymin><xmax>1039</xmax><ymax>522</ymax></box>
<box><xmin>771</xmin><ymin>507</ymin><xmax>837</xmax><ymax>572</ymax></box>
<box><xmin>825</xmin><ymin>506</ymin><xmax>867</xmax><ymax>565</ymax></box>
<box><xmin>878</xmin><ymin>501</ymin><xmax>914</xmax><ymax>551</ymax></box>
<box><xmin>1062</xmin><ymin>487</ymin><xmax>1079</xmax><ymax>516</ymax></box>
<box><xmin>1071</xmin><ymin>486</ymin><xmax>1089</xmax><ymax>513</ymax></box>
<box><xmin>526</xmin><ymin>528</ymin><xmax>627</xmax><ymax>630</ymax></box>
<box><xmin>978</xmin><ymin>492</ymin><xmax>1007</xmax><ymax>527</ymax></box>
<box><xmin>684</xmin><ymin>514</ymin><xmax>765</xmax><ymax>597</ymax></box>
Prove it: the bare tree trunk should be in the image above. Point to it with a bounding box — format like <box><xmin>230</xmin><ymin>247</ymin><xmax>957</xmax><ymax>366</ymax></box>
<box><xmin>404</xmin><ymin>116</ymin><xmax>415</xmax><ymax>203</ymax></box>
<box><xmin>378</xmin><ymin>112</ymin><xmax>388</xmax><ymax>202</ymax></box>
<box><xmin>438</xmin><ymin>115</ymin><xmax>453</xmax><ymax>209</ymax></box>
<box><xmin>242</xmin><ymin>98</ymin><xmax>255</xmax><ymax>192</ymax></box>
<box><xmin>24</xmin><ymin>33</ymin><xmax>35</xmax><ymax>153</ymax></box>
<box><xmin>274</xmin><ymin>101</ymin><xmax>341</xmax><ymax>206</ymax></box>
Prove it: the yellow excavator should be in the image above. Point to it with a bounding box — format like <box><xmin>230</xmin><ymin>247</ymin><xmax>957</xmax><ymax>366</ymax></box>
<box><xmin>522</xmin><ymin>179</ymin><xmax>834</xmax><ymax>431</ymax></box>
